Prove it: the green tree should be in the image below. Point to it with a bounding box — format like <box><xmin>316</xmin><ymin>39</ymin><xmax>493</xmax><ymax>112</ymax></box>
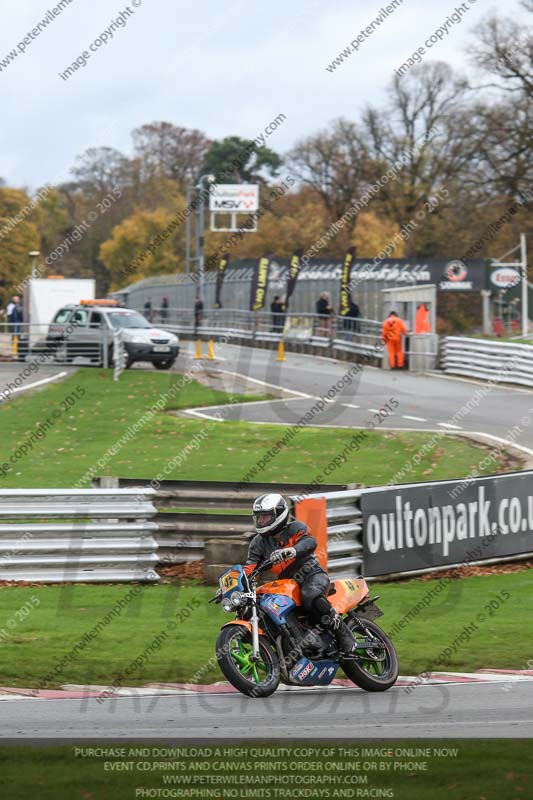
<box><xmin>203</xmin><ymin>136</ymin><xmax>282</xmax><ymax>183</ymax></box>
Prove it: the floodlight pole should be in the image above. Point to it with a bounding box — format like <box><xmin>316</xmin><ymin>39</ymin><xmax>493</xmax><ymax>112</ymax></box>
<box><xmin>28</xmin><ymin>250</ymin><xmax>40</xmax><ymax>279</ymax></box>
<box><xmin>194</xmin><ymin>174</ymin><xmax>215</xmax><ymax>302</ymax></box>
<box><xmin>521</xmin><ymin>233</ymin><xmax>528</xmax><ymax>337</ymax></box>
<box><xmin>185</xmin><ymin>185</ymin><xmax>192</xmax><ymax>278</ymax></box>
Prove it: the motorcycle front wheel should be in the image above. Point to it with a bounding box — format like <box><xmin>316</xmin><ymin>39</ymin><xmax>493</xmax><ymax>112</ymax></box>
<box><xmin>341</xmin><ymin>619</ymin><xmax>399</xmax><ymax>691</ymax></box>
<box><xmin>216</xmin><ymin>625</ymin><xmax>280</xmax><ymax>698</ymax></box>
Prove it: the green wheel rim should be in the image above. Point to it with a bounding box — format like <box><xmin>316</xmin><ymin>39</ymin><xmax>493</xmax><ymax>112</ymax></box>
<box><xmin>230</xmin><ymin>635</ymin><xmax>269</xmax><ymax>684</ymax></box>
<box><xmin>353</xmin><ymin>631</ymin><xmax>389</xmax><ymax>677</ymax></box>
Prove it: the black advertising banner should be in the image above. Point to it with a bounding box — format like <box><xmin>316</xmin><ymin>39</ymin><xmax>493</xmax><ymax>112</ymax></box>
<box><xmin>339</xmin><ymin>247</ymin><xmax>356</xmax><ymax>315</ymax></box>
<box><xmin>361</xmin><ymin>471</ymin><xmax>533</xmax><ymax>576</ymax></box>
<box><xmin>285</xmin><ymin>248</ymin><xmax>302</xmax><ymax>310</ymax></box>
<box><xmin>214</xmin><ymin>252</ymin><xmax>229</xmax><ymax>308</ymax></box>
<box><xmin>249</xmin><ymin>254</ymin><xmax>270</xmax><ymax>311</ymax></box>
<box><xmin>231</xmin><ymin>257</ymin><xmax>490</xmax><ymax>292</ymax></box>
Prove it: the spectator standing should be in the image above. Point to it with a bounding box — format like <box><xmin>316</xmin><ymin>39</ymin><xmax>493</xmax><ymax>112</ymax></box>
<box><xmin>316</xmin><ymin>291</ymin><xmax>333</xmax><ymax>337</ymax></box>
<box><xmin>270</xmin><ymin>295</ymin><xmax>285</xmax><ymax>333</ymax></box>
<box><xmin>194</xmin><ymin>292</ymin><xmax>204</xmax><ymax>335</ymax></box>
<box><xmin>143</xmin><ymin>299</ymin><xmax>153</xmax><ymax>323</ymax></box>
<box><xmin>344</xmin><ymin>297</ymin><xmax>360</xmax><ymax>339</ymax></box>
<box><xmin>160</xmin><ymin>296</ymin><xmax>169</xmax><ymax>322</ymax></box>
<box><xmin>6</xmin><ymin>295</ymin><xmax>23</xmax><ymax>339</ymax></box>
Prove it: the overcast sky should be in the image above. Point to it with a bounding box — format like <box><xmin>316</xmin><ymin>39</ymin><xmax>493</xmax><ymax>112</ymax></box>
<box><xmin>0</xmin><ymin>0</ymin><xmax>525</xmax><ymax>191</ymax></box>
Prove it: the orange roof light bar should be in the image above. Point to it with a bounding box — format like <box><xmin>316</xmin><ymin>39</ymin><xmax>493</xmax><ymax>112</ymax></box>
<box><xmin>80</xmin><ymin>299</ymin><xmax>118</xmax><ymax>306</ymax></box>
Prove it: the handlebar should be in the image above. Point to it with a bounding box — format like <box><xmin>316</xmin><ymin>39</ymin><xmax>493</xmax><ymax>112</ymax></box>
<box><xmin>249</xmin><ymin>559</ymin><xmax>274</xmax><ymax>579</ymax></box>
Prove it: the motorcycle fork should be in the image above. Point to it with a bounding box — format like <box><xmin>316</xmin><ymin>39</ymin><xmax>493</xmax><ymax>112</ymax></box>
<box><xmin>250</xmin><ymin>599</ymin><xmax>260</xmax><ymax>661</ymax></box>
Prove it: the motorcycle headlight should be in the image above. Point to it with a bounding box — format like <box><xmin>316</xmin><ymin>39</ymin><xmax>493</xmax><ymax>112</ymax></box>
<box><xmin>231</xmin><ymin>591</ymin><xmax>243</xmax><ymax>607</ymax></box>
<box><xmin>222</xmin><ymin>599</ymin><xmax>233</xmax><ymax>612</ymax></box>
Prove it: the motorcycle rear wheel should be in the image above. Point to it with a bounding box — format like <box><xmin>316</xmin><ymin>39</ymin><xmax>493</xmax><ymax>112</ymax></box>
<box><xmin>216</xmin><ymin>625</ymin><xmax>280</xmax><ymax>698</ymax></box>
<box><xmin>341</xmin><ymin>619</ymin><xmax>399</xmax><ymax>691</ymax></box>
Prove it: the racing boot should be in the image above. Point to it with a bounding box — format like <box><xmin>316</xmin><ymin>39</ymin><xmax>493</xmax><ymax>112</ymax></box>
<box><xmin>312</xmin><ymin>596</ymin><xmax>355</xmax><ymax>656</ymax></box>
<box><xmin>330</xmin><ymin>613</ymin><xmax>356</xmax><ymax>656</ymax></box>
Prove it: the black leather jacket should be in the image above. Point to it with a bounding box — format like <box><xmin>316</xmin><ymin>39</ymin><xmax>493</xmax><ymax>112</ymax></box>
<box><xmin>245</xmin><ymin>520</ymin><xmax>326</xmax><ymax>583</ymax></box>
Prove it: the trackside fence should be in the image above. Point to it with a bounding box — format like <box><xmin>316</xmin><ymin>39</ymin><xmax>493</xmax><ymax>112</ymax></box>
<box><xmin>442</xmin><ymin>337</ymin><xmax>533</xmax><ymax>387</ymax></box>
<box><xmin>0</xmin><ymin>489</ymin><xmax>159</xmax><ymax>583</ymax></box>
<box><xmin>4</xmin><ymin>472</ymin><xmax>532</xmax><ymax>583</ymax></box>
<box><xmin>154</xmin><ymin>307</ymin><xmax>385</xmax><ymax>363</ymax></box>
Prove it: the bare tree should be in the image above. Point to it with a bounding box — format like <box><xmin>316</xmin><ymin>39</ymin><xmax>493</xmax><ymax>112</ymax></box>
<box><xmin>471</xmin><ymin>11</ymin><xmax>533</xmax><ymax>97</ymax></box>
<box><xmin>287</xmin><ymin>118</ymin><xmax>371</xmax><ymax>221</ymax></box>
<box><xmin>362</xmin><ymin>62</ymin><xmax>473</xmax><ymax>238</ymax></box>
<box><xmin>468</xmin><ymin>7</ymin><xmax>533</xmax><ymax>198</ymax></box>
<box><xmin>70</xmin><ymin>147</ymin><xmax>131</xmax><ymax>197</ymax></box>
<box><xmin>132</xmin><ymin>122</ymin><xmax>210</xmax><ymax>188</ymax></box>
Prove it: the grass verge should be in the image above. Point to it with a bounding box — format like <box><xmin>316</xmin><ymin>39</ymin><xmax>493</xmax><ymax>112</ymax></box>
<box><xmin>0</xmin><ymin>369</ymin><xmax>518</xmax><ymax>487</ymax></box>
<box><xmin>0</xmin><ymin>569</ymin><xmax>530</xmax><ymax>688</ymax></box>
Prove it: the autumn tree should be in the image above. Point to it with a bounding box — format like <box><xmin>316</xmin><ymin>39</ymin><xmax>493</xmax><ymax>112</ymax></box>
<box><xmin>132</xmin><ymin>122</ymin><xmax>211</xmax><ymax>189</ymax></box>
<box><xmin>99</xmin><ymin>196</ymin><xmax>187</xmax><ymax>289</ymax></box>
<box><xmin>0</xmin><ymin>188</ymin><xmax>40</xmax><ymax>306</ymax></box>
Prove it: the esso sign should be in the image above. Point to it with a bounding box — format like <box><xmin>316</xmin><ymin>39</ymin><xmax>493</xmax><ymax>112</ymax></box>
<box><xmin>490</xmin><ymin>268</ymin><xmax>521</xmax><ymax>288</ymax></box>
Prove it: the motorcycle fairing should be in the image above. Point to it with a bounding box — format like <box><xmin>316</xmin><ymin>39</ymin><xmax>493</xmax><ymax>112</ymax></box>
<box><xmin>257</xmin><ymin>576</ymin><xmax>368</xmax><ymax>615</ymax></box>
<box><xmin>257</xmin><ymin>593</ymin><xmax>296</xmax><ymax>625</ymax></box>
<box><xmin>257</xmin><ymin>578</ymin><xmax>301</xmax><ymax>603</ymax></box>
<box><xmin>221</xmin><ymin>620</ymin><xmax>265</xmax><ymax>636</ymax></box>
<box><xmin>289</xmin><ymin>656</ymin><xmax>338</xmax><ymax>686</ymax></box>
<box><xmin>329</xmin><ymin>578</ymin><xmax>369</xmax><ymax>614</ymax></box>
<box><xmin>218</xmin><ymin>565</ymin><xmax>246</xmax><ymax>600</ymax></box>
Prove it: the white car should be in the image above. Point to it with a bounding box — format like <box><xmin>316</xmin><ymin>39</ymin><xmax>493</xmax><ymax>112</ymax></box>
<box><xmin>47</xmin><ymin>303</ymin><xmax>179</xmax><ymax>370</ymax></box>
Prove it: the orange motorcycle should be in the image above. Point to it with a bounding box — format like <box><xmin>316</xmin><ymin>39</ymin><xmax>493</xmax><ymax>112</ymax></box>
<box><xmin>212</xmin><ymin>558</ymin><xmax>399</xmax><ymax>698</ymax></box>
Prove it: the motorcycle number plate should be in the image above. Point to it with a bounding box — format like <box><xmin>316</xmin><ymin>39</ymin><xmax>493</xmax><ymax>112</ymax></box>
<box><xmin>220</xmin><ymin>569</ymin><xmax>240</xmax><ymax>591</ymax></box>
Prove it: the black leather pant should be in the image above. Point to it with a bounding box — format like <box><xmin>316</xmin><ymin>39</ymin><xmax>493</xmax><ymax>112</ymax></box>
<box><xmin>299</xmin><ymin>571</ymin><xmax>330</xmax><ymax>613</ymax></box>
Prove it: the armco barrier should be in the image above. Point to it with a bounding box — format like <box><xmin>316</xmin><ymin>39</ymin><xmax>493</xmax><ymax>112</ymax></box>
<box><xmin>0</xmin><ymin>489</ymin><xmax>159</xmax><ymax>583</ymax></box>
<box><xmin>5</xmin><ymin>474</ymin><xmax>531</xmax><ymax>582</ymax></box>
<box><xmin>442</xmin><ymin>336</ymin><xmax>533</xmax><ymax>387</ymax></box>
<box><xmin>95</xmin><ymin>478</ymin><xmax>351</xmax><ymax>568</ymax></box>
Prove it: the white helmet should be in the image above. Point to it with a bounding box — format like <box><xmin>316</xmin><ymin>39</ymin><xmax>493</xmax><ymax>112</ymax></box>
<box><xmin>252</xmin><ymin>493</ymin><xmax>289</xmax><ymax>536</ymax></box>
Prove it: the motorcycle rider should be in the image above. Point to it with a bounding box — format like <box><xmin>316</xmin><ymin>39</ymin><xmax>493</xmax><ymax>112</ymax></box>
<box><xmin>244</xmin><ymin>493</ymin><xmax>355</xmax><ymax>655</ymax></box>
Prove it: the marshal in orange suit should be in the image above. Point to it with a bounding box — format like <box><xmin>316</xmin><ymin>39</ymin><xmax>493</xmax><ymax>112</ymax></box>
<box><xmin>381</xmin><ymin>311</ymin><xmax>408</xmax><ymax>369</ymax></box>
<box><xmin>415</xmin><ymin>303</ymin><xmax>431</xmax><ymax>334</ymax></box>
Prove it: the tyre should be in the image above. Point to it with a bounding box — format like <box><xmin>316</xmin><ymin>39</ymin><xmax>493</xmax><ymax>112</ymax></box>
<box><xmin>341</xmin><ymin>619</ymin><xmax>399</xmax><ymax>692</ymax></box>
<box><xmin>152</xmin><ymin>358</ymin><xmax>176</xmax><ymax>370</ymax></box>
<box><xmin>215</xmin><ymin>625</ymin><xmax>280</xmax><ymax>698</ymax></box>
